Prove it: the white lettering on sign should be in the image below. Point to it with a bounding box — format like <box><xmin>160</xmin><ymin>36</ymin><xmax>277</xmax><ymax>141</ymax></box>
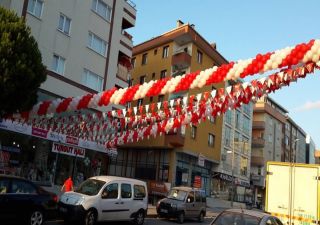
<box><xmin>52</xmin><ymin>143</ymin><xmax>85</xmax><ymax>158</ymax></box>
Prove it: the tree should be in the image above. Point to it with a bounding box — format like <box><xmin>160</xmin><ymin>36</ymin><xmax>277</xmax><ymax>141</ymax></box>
<box><xmin>0</xmin><ymin>7</ymin><xmax>46</xmax><ymax>116</ymax></box>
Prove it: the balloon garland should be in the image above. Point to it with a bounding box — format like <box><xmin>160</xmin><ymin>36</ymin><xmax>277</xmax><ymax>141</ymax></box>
<box><xmin>9</xmin><ymin>39</ymin><xmax>320</xmax><ymax>119</ymax></box>
<box><xmin>27</xmin><ymin>62</ymin><xmax>319</xmax><ymax>146</ymax></box>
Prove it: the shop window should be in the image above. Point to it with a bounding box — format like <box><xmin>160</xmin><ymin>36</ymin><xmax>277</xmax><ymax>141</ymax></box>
<box><xmin>121</xmin><ymin>183</ymin><xmax>132</xmax><ymax>198</ymax></box>
<box><xmin>134</xmin><ymin>185</ymin><xmax>146</xmax><ymax>198</ymax></box>
<box><xmin>102</xmin><ymin>183</ymin><xmax>118</xmax><ymax>199</ymax></box>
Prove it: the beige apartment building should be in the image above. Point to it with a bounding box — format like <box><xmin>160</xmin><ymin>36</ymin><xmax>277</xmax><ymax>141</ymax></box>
<box><xmin>0</xmin><ymin>0</ymin><xmax>136</xmax><ymax>187</ymax></box>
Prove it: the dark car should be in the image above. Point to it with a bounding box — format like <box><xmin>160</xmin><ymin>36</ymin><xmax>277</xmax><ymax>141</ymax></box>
<box><xmin>211</xmin><ymin>209</ymin><xmax>284</xmax><ymax>225</ymax></box>
<box><xmin>0</xmin><ymin>175</ymin><xmax>58</xmax><ymax>225</ymax></box>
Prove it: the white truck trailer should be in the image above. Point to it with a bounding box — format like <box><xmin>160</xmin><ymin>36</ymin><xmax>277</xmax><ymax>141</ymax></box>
<box><xmin>265</xmin><ymin>162</ymin><xmax>319</xmax><ymax>225</ymax></box>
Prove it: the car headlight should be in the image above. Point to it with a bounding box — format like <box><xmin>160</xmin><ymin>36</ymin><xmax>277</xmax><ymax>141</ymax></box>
<box><xmin>170</xmin><ymin>203</ymin><xmax>177</xmax><ymax>209</ymax></box>
<box><xmin>74</xmin><ymin>197</ymin><xmax>85</xmax><ymax>205</ymax></box>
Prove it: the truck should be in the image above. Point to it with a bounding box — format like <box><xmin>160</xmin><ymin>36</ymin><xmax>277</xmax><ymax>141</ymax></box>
<box><xmin>265</xmin><ymin>161</ymin><xmax>319</xmax><ymax>225</ymax></box>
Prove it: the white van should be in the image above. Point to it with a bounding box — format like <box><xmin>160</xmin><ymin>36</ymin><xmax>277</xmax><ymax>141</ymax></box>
<box><xmin>58</xmin><ymin>176</ymin><xmax>148</xmax><ymax>225</ymax></box>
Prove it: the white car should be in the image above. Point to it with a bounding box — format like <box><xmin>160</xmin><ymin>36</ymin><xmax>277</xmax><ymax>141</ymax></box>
<box><xmin>58</xmin><ymin>176</ymin><xmax>148</xmax><ymax>225</ymax></box>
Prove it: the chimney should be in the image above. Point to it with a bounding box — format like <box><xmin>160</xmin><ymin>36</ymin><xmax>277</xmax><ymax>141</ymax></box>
<box><xmin>177</xmin><ymin>20</ymin><xmax>184</xmax><ymax>27</ymax></box>
<box><xmin>210</xmin><ymin>43</ymin><xmax>217</xmax><ymax>49</ymax></box>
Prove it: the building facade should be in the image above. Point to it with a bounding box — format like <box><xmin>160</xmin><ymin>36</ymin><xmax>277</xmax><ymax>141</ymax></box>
<box><xmin>306</xmin><ymin>134</ymin><xmax>316</xmax><ymax>164</ymax></box>
<box><xmin>0</xmin><ymin>0</ymin><xmax>136</xmax><ymax>187</ymax></box>
<box><xmin>250</xmin><ymin>96</ymin><xmax>288</xmax><ymax>207</ymax></box>
<box><xmin>212</xmin><ymin>101</ymin><xmax>253</xmax><ymax>203</ymax></box>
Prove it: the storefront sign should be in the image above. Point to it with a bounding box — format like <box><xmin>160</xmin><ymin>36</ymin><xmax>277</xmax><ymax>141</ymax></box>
<box><xmin>32</xmin><ymin>127</ymin><xmax>48</xmax><ymax>138</ymax></box>
<box><xmin>148</xmin><ymin>181</ymin><xmax>171</xmax><ymax>196</ymax></box>
<box><xmin>66</xmin><ymin>136</ymin><xmax>79</xmax><ymax>145</ymax></box>
<box><xmin>193</xmin><ymin>175</ymin><xmax>202</xmax><ymax>188</ymax></box>
<box><xmin>198</xmin><ymin>154</ymin><xmax>205</xmax><ymax>167</ymax></box>
<box><xmin>219</xmin><ymin>173</ymin><xmax>234</xmax><ymax>182</ymax></box>
<box><xmin>0</xmin><ymin>119</ymin><xmax>117</xmax><ymax>157</ymax></box>
<box><xmin>52</xmin><ymin>142</ymin><xmax>85</xmax><ymax>158</ymax></box>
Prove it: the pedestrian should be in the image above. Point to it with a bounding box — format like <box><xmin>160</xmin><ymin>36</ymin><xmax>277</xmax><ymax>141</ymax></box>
<box><xmin>61</xmin><ymin>176</ymin><xmax>74</xmax><ymax>192</ymax></box>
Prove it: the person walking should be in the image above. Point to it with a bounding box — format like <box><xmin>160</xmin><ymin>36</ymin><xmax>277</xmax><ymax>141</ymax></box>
<box><xmin>61</xmin><ymin>176</ymin><xmax>74</xmax><ymax>192</ymax></box>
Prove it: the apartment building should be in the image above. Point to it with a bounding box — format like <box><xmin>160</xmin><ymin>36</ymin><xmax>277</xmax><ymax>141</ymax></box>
<box><xmin>250</xmin><ymin>96</ymin><xmax>288</xmax><ymax>206</ymax></box>
<box><xmin>105</xmin><ymin>20</ymin><xmax>239</xmax><ymax>200</ymax></box>
<box><xmin>212</xmin><ymin>101</ymin><xmax>253</xmax><ymax>203</ymax></box>
<box><xmin>306</xmin><ymin>134</ymin><xmax>316</xmax><ymax>164</ymax></box>
<box><xmin>0</xmin><ymin>0</ymin><xmax>136</xmax><ymax>186</ymax></box>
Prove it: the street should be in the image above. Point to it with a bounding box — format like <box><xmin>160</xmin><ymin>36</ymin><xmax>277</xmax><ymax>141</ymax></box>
<box><xmin>44</xmin><ymin>217</ymin><xmax>214</xmax><ymax>225</ymax></box>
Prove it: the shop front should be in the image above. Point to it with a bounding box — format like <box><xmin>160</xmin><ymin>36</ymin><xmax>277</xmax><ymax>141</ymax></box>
<box><xmin>0</xmin><ymin>120</ymin><xmax>113</xmax><ymax>189</ymax></box>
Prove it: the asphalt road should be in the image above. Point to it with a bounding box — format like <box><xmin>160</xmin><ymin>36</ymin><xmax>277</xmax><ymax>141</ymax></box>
<box><xmin>44</xmin><ymin>217</ymin><xmax>214</xmax><ymax>225</ymax></box>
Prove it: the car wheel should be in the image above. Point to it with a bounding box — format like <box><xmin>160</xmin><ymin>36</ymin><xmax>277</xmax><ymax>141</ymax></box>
<box><xmin>177</xmin><ymin>211</ymin><xmax>185</xmax><ymax>224</ymax></box>
<box><xmin>134</xmin><ymin>210</ymin><xmax>145</xmax><ymax>225</ymax></box>
<box><xmin>29</xmin><ymin>209</ymin><xmax>44</xmax><ymax>225</ymax></box>
<box><xmin>198</xmin><ymin>211</ymin><xmax>205</xmax><ymax>222</ymax></box>
<box><xmin>84</xmin><ymin>210</ymin><xmax>97</xmax><ymax>225</ymax></box>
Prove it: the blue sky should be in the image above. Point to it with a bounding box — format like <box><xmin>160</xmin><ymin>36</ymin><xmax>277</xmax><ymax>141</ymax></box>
<box><xmin>129</xmin><ymin>0</ymin><xmax>320</xmax><ymax>147</ymax></box>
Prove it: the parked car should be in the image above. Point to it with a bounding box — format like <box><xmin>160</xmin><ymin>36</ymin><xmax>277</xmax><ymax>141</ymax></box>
<box><xmin>0</xmin><ymin>175</ymin><xmax>58</xmax><ymax>225</ymax></box>
<box><xmin>156</xmin><ymin>186</ymin><xmax>206</xmax><ymax>224</ymax></box>
<box><xmin>58</xmin><ymin>176</ymin><xmax>148</xmax><ymax>225</ymax></box>
<box><xmin>211</xmin><ymin>209</ymin><xmax>284</xmax><ymax>225</ymax></box>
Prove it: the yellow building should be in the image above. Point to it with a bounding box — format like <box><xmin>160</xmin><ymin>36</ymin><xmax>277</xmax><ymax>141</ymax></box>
<box><xmin>106</xmin><ymin>21</ymin><xmax>228</xmax><ymax>198</ymax></box>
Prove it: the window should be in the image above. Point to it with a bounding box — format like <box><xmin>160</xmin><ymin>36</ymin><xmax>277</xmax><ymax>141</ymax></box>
<box><xmin>134</xmin><ymin>185</ymin><xmax>146</xmax><ymax>198</ymax></box>
<box><xmin>242</xmin><ymin>102</ymin><xmax>251</xmax><ymax>116</ymax></box>
<box><xmin>225</xmin><ymin>126</ymin><xmax>231</xmax><ymax>147</ymax></box>
<box><xmin>138</xmin><ymin>99</ymin><xmax>143</xmax><ymax>107</ymax></box>
<box><xmin>240</xmin><ymin>157</ymin><xmax>248</xmax><ymax>176</ymax></box>
<box><xmin>191</xmin><ymin>126</ymin><xmax>197</xmax><ymax>139</ymax></box>
<box><xmin>195</xmin><ymin>191</ymin><xmax>201</xmax><ymax>202</ymax></box>
<box><xmin>131</xmin><ymin>58</ymin><xmax>136</xmax><ymax>68</ymax></box>
<box><xmin>102</xmin><ymin>183</ymin><xmax>118</xmax><ymax>199</ymax></box>
<box><xmin>11</xmin><ymin>180</ymin><xmax>37</xmax><ymax>194</ymax></box>
<box><xmin>27</xmin><ymin>0</ymin><xmax>43</xmax><ymax>18</ymax></box>
<box><xmin>186</xmin><ymin>191</ymin><xmax>194</xmax><ymax>203</ymax></box>
<box><xmin>197</xmin><ymin>50</ymin><xmax>203</xmax><ymax>63</ymax></box>
<box><xmin>88</xmin><ymin>32</ymin><xmax>107</xmax><ymax>56</ymax></box>
<box><xmin>142</xmin><ymin>53</ymin><xmax>148</xmax><ymax>65</ymax></box>
<box><xmin>160</xmin><ymin>70</ymin><xmax>167</xmax><ymax>79</ymax></box>
<box><xmin>162</xmin><ymin>46</ymin><xmax>169</xmax><ymax>58</ymax></box>
<box><xmin>208</xmin><ymin>133</ymin><xmax>215</xmax><ymax>147</ymax></box>
<box><xmin>154</xmin><ymin>49</ymin><xmax>157</xmax><ymax>55</ymax></box>
<box><xmin>52</xmin><ymin>54</ymin><xmax>65</xmax><ymax>75</ymax></box>
<box><xmin>225</xmin><ymin>110</ymin><xmax>232</xmax><ymax>125</ymax></box>
<box><xmin>236</xmin><ymin>111</ymin><xmax>241</xmax><ymax>129</ymax></box>
<box><xmin>58</xmin><ymin>13</ymin><xmax>71</xmax><ymax>35</ymax></box>
<box><xmin>209</xmin><ymin>116</ymin><xmax>215</xmax><ymax>123</ymax></box>
<box><xmin>139</xmin><ymin>75</ymin><xmax>146</xmax><ymax>84</ymax></box>
<box><xmin>0</xmin><ymin>179</ymin><xmax>9</xmax><ymax>194</ymax></box>
<box><xmin>152</xmin><ymin>73</ymin><xmax>155</xmax><ymax>79</ymax></box>
<box><xmin>242</xmin><ymin>116</ymin><xmax>250</xmax><ymax>134</ymax></box>
<box><xmin>82</xmin><ymin>69</ymin><xmax>104</xmax><ymax>91</ymax></box>
<box><xmin>91</xmin><ymin>0</ymin><xmax>112</xmax><ymax>22</ymax></box>
<box><xmin>121</xmin><ymin>183</ymin><xmax>132</xmax><ymax>198</ymax></box>
<box><xmin>158</xmin><ymin>95</ymin><xmax>164</xmax><ymax>102</ymax></box>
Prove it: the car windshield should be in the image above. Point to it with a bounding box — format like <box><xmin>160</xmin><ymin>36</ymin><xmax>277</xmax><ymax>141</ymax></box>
<box><xmin>167</xmin><ymin>189</ymin><xmax>188</xmax><ymax>201</ymax></box>
<box><xmin>75</xmin><ymin>179</ymin><xmax>105</xmax><ymax>196</ymax></box>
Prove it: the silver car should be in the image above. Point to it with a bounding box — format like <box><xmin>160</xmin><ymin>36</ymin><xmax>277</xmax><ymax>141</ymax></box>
<box><xmin>156</xmin><ymin>187</ymin><xmax>206</xmax><ymax>224</ymax></box>
<box><xmin>211</xmin><ymin>209</ymin><xmax>284</xmax><ymax>225</ymax></box>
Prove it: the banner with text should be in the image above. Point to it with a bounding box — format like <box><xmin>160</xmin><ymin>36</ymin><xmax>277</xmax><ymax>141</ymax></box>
<box><xmin>52</xmin><ymin>142</ymin><xmax>85</xmax><ymax>158</ymax></box>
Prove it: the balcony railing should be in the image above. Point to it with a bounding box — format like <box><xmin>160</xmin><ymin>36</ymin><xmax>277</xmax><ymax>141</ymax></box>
<box><xmin>172</xmin><ymin>51</ymin><xmax>191</xmax><ymax>70</ymax></box>
<box><xmin>125</xmin><ymin>0</ymin><xmax>136</xmax><ymax>9</ymax></box>
<box><xmin>117</xmin><ymin>64</ymin><xmax>129</xmax><ymax>82</ymax></box>
<box><xmin>252</xmin><ymin>138</ymin><xmax>265</xmax><ymax>148</ymax></box>
<box><xmin>165</xmin><ymin>129</ymin><xmax>185</xmax><ymax>147</ymax></box>
<box><xmin>122</xmin><ymin>30</ymin><xmax>133</xmax><ymax>41</ymax></box>
<box><xmin>252</xmin><ymin>121</ymin><xmax>265</xmax><ymax>130</ymax></box>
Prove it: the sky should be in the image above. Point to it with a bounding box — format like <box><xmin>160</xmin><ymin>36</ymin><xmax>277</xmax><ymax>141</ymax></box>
<box><xmin>128</xmin><ymin>0</ymin><xmax>320</xmax><ymax>148</ymax></box>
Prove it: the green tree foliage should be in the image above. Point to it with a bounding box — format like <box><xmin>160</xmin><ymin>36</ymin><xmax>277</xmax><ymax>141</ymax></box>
<box><xmin>0</xmin><ymin>7</ymin><xmax>46</xmax><ymax>116</ymax></box>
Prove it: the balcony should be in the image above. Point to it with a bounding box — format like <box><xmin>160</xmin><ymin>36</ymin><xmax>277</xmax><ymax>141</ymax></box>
<box><xmin>172</xmin><ymin>51</ymin><xmax>191</xmax><ymax>70</ymax></box>
<box><xmin>252</xmin><ymin>121</ymin><xmax>265</xmax><ymax>130</ymax></box>
<box><xmin>165</xmin><ymin>130</ymin><xmax>185</xmax><ymax>147</ymax></box>
<box><xmin>251</xmin><ymin>156</ymin><xmax>264</xmax><ymax>166</ymax></box>
<box><xmin>252</xmin><ymin>138</ymin><xmax>265</xmax><ymax>148</ymax></box>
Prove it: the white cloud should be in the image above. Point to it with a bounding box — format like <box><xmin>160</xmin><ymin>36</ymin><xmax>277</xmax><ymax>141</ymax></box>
<box><xmin>295</xmin><ymin>100</ymin><xmax>320</xmax><ymax>111</ymax></box>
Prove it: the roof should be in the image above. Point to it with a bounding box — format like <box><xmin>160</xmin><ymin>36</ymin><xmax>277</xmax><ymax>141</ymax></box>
<box><xmin>222</xmin><ymin>208</ymin><xmax>270</xmax><ymax>218</ymax></box>
<box><xmin>171</xmin><ymin>186</ymin><xmax>204</xmax><ymax>192</ymax></box>
<box><xmin>89</xmin><ymin>176</ymin><xmax>146</xmax><ymax>185</ymax></box>
<box><xmin>133</xmin><ymin>23</ymin><xmax>228</xmax><ymax>65</ymax></box>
